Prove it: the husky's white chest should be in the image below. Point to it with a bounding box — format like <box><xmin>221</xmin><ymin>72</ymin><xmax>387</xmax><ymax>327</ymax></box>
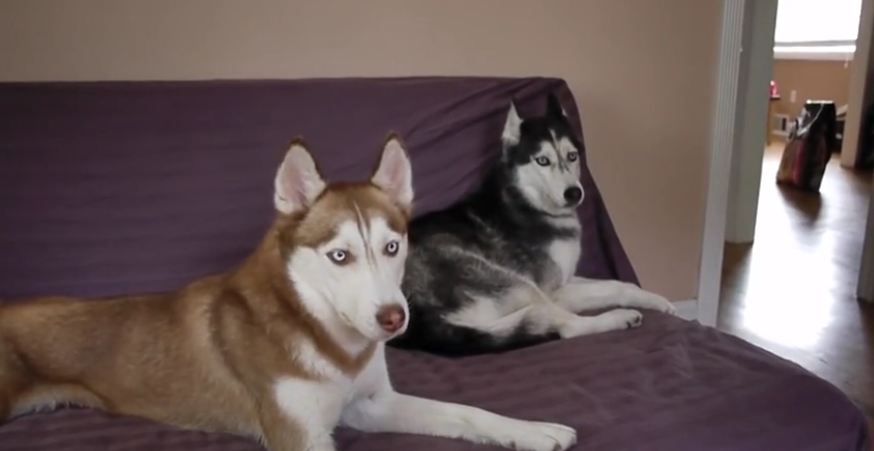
<box><xmin>547</xmin><ymin>238</ymin><xmax>581</xmax><ymax>284</ymax></box>
<box><xmin>273</xmin><ymin>345</ymin><xmax>388</xmax><ymax>435</ymax></box>
<box><xmin>544</xmin><ymin>215</ymin><xmax>582</xmax><ymax>284</ymax></box>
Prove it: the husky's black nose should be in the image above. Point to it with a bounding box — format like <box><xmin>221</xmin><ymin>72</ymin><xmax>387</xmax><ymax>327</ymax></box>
<box><xmin>564</xmin><ymin>187</ymin><xmax>583</xmax><ymax>204</ymax></box>
<box><xmin>376</xmin><ymin>304</ymin><xmax>406</xmax><ymax>333</ymax></box>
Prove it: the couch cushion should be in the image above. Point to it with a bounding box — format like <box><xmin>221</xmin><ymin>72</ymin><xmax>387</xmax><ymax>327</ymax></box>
<box><xmin>0</xmin><ymin>77</ymin><xmax>634</xmax><ymax>300</ymax></box>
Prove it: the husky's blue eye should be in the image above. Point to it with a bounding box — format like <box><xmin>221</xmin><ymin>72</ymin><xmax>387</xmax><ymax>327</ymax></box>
<box><xmin>535</xmin><ymin>156</ymin><xmax>550</xmax><ymax>166</ymax></box>
<box><xmin>567</xmin><ymin>151</ymin><xmax>578</xmax><ymax>162</ymax></box>
<box><xmin>327</xmin><ymin>249</ymin><xmax>349</xmax><ymax>265</ymax></box>
<box><xmin>385</xmin><ymin>240</ymin><xmax>400</xmax><ymax>256</ymax></box>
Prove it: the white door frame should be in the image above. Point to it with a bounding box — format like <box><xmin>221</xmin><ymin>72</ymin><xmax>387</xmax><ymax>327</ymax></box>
<box><xmin>695</xmin><ymin>0</ymin><xmax>745</xmax><ymax>326</ymax></box>
<box><xmin>725</xmin><ymin>0</ymin><xmax>779</xmax><ymax>244</ymax></box>
<box><xmin>860</xmin><ymin>181</ymin><xmax>874</xmax><ymax>302</ymax></box>
<box><xmin>841</xmin><ymin>0</ymin><xmax>874</xmax><ymax>167</ymax></box>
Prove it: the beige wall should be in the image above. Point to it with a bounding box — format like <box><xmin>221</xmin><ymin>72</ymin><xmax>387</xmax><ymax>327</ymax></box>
<box><xmin>0</xmin><ymin>0</ymin><xmax>723</xmax><ymax>301</ymax></box>
<box><xmin>772</xmin><ymin>59</ymin><xmax>853</xmax><ymax>117</ymax></box>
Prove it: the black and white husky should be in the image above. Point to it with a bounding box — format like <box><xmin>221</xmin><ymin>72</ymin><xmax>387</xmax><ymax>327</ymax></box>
<box><xmin>392</xmin><ymin>94</ymin><xmax>677</xmax><ymax>356</ymax></box>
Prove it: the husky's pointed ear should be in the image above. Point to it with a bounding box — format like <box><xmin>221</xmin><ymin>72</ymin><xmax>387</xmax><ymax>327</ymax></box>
<box><xmin>547</xmin><ymin>93</ymin><xmax>568</xmax><ymax>118</ymax></box>
<box><xmin>274</xmin><ymin>139</ymin><xmax>326</xmax><ymax>215</ymax></box>
<box><xmin>372</xmin><ymin>133</ymin><xmax>414</xmax><ymax>211</ymax></box>
<box><xmin>502</xmin><ymin>102</ymin><xmax>522</xmax><ymax>146</ymax></box>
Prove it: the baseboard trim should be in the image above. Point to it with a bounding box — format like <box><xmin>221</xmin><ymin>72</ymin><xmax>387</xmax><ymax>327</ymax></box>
<box><xmin>673</xmin><ymin>299</ymin><xmax>699</xmax><ymax>321</ymax></box>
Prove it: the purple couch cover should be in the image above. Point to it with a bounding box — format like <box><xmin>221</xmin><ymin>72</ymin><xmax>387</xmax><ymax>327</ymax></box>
<box><xmin>0</xmin><ymin>77</ymin><xmax>868</xmax><ymax>450</ymax></box>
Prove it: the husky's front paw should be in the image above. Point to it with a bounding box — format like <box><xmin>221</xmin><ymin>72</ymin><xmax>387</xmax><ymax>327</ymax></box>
<box><xmin>512</xmin><ymin>421</ymin><xmax>577</xmax><ymax>451</ymax></box>
<box><xmin>638</xmin><ymin>292</ymin><xmax>678</xmax><ymax>315</ymax></box>
<box><xmin>662</xmin><ymin>300</ymin><xmax>679</xmax><ymax>316</ymax></box>
<box><xmin>559</xmin><ymin>308</ymin><xmax>642</xmax><ymax>338</ymax></box>
<box><xmin>621</xmin><ymin>284</ymin><xmax>677</xmax><ymax>316</ymax></box>
<box><xmin>605</xmin><ymin>308</ymin><xmax>643</xmax><ymax>329</ymax></box>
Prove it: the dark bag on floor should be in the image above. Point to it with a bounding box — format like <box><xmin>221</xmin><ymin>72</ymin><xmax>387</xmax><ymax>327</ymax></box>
<box><xmin>776</xmin><ymin>101</ymin><xmax>837</xmax><ymax>191</ymax></box>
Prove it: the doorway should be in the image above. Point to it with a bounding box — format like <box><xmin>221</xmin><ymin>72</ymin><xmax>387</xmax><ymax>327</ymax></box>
<box><xmin>717</xmin><ymin>0</ymin><xmax>874</xmax><ymax>423</ymax></box>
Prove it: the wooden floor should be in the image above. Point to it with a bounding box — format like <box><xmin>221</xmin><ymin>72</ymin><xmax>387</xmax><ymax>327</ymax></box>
<box><xmin>717</xmin><ymin>144</ymin><xmax>874</xmax><ymax>435</ymax></box>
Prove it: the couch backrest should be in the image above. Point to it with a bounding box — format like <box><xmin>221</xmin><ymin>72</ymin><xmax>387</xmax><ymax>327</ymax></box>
<box><xmin>0</xmin><ymin>77</ymin><xmax>636</xmax><ymax>299</ymax></box>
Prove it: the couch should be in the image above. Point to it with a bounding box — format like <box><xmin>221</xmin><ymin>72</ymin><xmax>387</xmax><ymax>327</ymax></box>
<box><xmin>0</xmin><ymin>77</ymin><xmax>868</xmax><ymax>451</ymax></box>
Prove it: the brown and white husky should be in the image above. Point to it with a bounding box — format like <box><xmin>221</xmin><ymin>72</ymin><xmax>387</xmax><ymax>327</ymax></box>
<box><xmin>0</xmin><ymin>136</ymin><xmax>576</xmax><ymax>451</ymax></box>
